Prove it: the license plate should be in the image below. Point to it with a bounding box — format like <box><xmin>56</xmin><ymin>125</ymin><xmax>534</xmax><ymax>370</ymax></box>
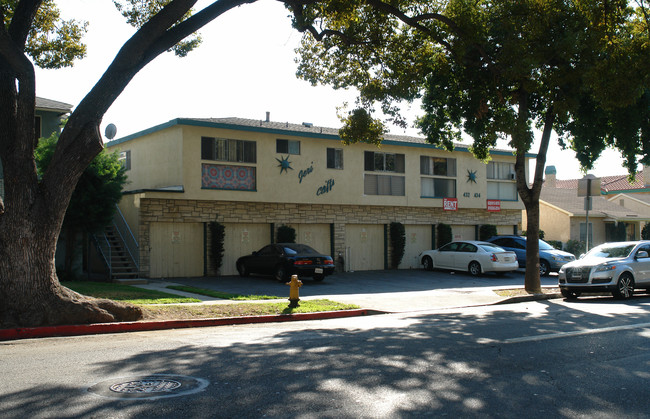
<box><xmin>504</xmin><ymin>257</ymin><xmax>512</xmax><ymax>262</ymax></box>
<box><xmin>571</xmin><ymin>271</ymin><xmax>582</xmax><ymax>278</ymax></box>
<box><xmin>315</xmin><ymin>268</ymin><xmax>323</xmax><ymax>274</ymax></box>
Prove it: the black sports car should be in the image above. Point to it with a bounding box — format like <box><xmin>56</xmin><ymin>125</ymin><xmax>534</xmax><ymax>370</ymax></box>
<box><xmin>236</xmin><ymin>243</ymin><xmax>335</xmax><ymax>282</ymax></box>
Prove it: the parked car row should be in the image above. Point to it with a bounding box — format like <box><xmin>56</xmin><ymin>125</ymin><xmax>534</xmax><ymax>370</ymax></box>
<box><xmin>485</xmin><ymin>235</ymin><xmax>575</xmax><ymax>276</ymax></box>
<box><xmin>236</xmin><ymin>243</ymin><xmax>335</xmax><ymax>282</ymax></box>
<box><xmin>419</xmin><ymin>241</ymin><xmax>519</xmax><ymax>276</ymax></box>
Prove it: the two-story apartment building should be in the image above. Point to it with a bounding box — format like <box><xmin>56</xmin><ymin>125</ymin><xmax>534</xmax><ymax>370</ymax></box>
<box><xmin>106</xmin><ymin>117</ymin><xmax>530</xmax><ymax>278</ymax></box>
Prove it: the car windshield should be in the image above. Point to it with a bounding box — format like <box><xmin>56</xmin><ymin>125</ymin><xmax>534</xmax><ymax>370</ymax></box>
<box><xmin>585</xmin><ymin>244</ymin><xmax>636</xmax><ymax>259</ymax></box>
<box><xmin>479</xmin><ymin>243</ymin><xmax>506</xmax><ymax>252</ymax></box>
<box><xmin>283</xmin><ymin>244</ymin><xmax>318</xmax><ymax>255</ymax></box>
<box><xmin>538</xmin><ymin>240</ymin><xmax>554</xmax><ymax>250</ymax></box>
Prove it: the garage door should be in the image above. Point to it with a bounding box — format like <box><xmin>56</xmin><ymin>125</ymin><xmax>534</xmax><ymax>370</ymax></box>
<box><xmin>290</xmin><ymin>224</ymin><xmax>332</xmax><ymax>256</ymax></box>
<box><xmin>497</xmin><ymin>225</ymin><xmax>516</xmax><ymax>235</ymax></box>
<box><xmin>400</xmin><ymin>225</ymin><xmax>432</xmax><ymax>269</ymax></box>
<box><xmin>452</xmin><ymin>225</ymin><xmax>476</xmax><ymax>241</ymax></box>
<box><xmin>346</xmin><ymin>224</ymin><xmax>384</xmax><ymax>271</ymax></box>
<box><xmin>150</xmin><ymin>222</ymin><xmax>204</xmax><ymax>278</ymax></box>
<box><xmin>222</xmin><ymin>223</ymin><xmax>271</xmax><ymax>276</ymax></box>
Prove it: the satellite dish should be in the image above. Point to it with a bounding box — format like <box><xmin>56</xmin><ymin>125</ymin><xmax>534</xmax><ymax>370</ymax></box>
<box><xmin>105</xmin><ymin>123</ymin><xmax>117</xmax><ymax>140</ymax></box>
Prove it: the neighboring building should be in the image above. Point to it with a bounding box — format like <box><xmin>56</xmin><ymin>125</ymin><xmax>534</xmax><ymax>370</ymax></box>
<box><xmin>0</xmin><ymin>96</ymin><xmax>72</xmax><ymax>199</ymax></box>
<box><xmin>106</xmin><ymin>117</ymin><xmax>532</xmax><ymax>278</ymax></box>
<box><xmin>525</xmin><ymin>166</ymin><xmax>650</xmax><ymax>247</ymax></box>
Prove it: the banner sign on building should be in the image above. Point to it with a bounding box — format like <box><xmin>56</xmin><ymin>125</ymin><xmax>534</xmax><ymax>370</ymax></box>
<box><xmin>443</xmin><ymin>198</ymin><xmax>458</xmax><ymax>211</ymax></box>
<box><xmin>487</xmin><ymin>199</ymin><xmax>501</xmax><ymax>212</ymax></box>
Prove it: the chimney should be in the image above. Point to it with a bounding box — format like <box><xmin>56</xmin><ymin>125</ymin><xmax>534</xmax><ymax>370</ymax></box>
<box><xmin>265</xmin><ymin>112</ymin><xmax>270</xmax><ymax>123</ymax></box>
<box><xmin>544</xmin><ymin>165</ymin><xmax>557</xmax><ymax>188</ymax></box>
<box><xmin>644</xmin><ymin>165</ymin><xmax>650</xmax><ymax>187</ymax></box>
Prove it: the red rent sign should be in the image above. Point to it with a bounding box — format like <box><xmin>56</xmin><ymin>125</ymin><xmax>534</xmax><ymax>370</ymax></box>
<box><xmin>443</xmin><ymin>198</ymin><xmax>458</xmax><ymax>211</ymax></box>
<box><xmin>487</xmin><ymin>199</ymin><xmax>501</xmax><ymax>212</ymax></box>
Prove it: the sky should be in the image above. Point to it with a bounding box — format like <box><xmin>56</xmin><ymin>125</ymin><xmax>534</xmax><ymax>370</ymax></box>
<box><xmin>34</xmin><ymin>0</ymin><xmax>638</xmax><ymax>181</ymax></box>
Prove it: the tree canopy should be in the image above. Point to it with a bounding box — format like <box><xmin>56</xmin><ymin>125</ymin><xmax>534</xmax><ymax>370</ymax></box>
<box><xmin>288</xmin><ymin>0</ymin><xmax>650</xmax><ymax>292</ymax></box>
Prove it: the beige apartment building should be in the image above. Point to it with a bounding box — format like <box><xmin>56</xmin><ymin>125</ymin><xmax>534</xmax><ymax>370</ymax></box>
<box><xmin>106</xmin><ymin>117</ymin><xmax>529</xmax><ymax>278</ymax></box>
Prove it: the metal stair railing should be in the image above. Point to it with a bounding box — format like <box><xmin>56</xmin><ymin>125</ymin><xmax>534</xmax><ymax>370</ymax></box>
<box><xmin>111</xmin><ymin>205</ymin><xmax>139</xmax><ymax>270</ymax></box>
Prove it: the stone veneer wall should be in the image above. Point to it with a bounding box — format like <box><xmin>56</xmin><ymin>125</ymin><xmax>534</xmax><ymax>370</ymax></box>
<box><xmin>138</xmin><ymin>198</ymin><xmax>522</xmax><ymax>277</ymax></box>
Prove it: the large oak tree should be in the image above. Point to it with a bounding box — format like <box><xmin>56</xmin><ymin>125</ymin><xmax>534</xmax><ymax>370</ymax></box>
<box><xmin>0</xmin><ymin>0</ymin><xmax>264</xmax><ymax>327</ymax></box>
<box><xmin>288</xmin><ymin>0</ymin><xmax>650</xmax><ymax>293</ymax></box>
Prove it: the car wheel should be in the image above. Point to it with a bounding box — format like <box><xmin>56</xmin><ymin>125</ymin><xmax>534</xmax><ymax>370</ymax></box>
<box><xmin>422</xmin><ymin>256</ymin><xmax>433</xmax><ymax>271</ymax></box>
<box><xmin>561</xmin><ymin>289</ymin><xmax>581</xmax><ymax>300</ymax></box>
<box><xmin>612</xmin><ymin>273</ymin><xmax>634</xmax><ymax>299</ymax></box>
<box><xmin>313</xmin><ymin>274</ymin><xmax>325</xmax><ymax>282</ymax></box>
<box><xmin>237</xmin><ymin>263</ymin><xmax>248</xmax><ymax>277</ymax></box>
<box><xmin>274</xmin><ymin>265</ymin><xmax>287</xmax><ymax>282</ymax></box>
<box><xmin>539</xmin><ymin>260</ymin><xmax>550</xmax><ymax>277</ymax></box>
<box><xmin>468</xmin><ymin>261</ymin><xmax>482</xmax><ymax>276</ymax></box>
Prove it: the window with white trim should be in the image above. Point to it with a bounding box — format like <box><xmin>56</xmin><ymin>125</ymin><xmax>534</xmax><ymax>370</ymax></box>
<box><xmin>487</xmin><ymin>161</ymin><xmax>517</xmax><ymax>200</ymax></box>
<box><xmin>118</xmin><ymin>150</ymin><xmax>131</xmax><ymax>171</ymax></box>
<box><xmin>420</xmin><ymin>156</ymin><xmax>456</xmax><ymax>198</ymax></box>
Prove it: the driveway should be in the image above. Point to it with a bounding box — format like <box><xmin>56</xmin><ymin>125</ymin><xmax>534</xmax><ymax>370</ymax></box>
<box><xmin>147</xmin><ymin>269</ymin><xmax>559</xmax><ymax>312</ymax></box>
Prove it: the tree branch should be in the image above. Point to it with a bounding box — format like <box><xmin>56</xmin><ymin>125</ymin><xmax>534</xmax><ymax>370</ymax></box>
<box><xmin>8</xmin><ymin>0</ymin><xmax>41</xmax><ymax>47</ymax></box>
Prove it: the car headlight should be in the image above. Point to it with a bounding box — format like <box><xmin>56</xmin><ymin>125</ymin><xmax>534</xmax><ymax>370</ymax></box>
<box><xmin>595</xmin><ymin>264</ymin><xmax>617</xmax><ymax>272</ymax></box>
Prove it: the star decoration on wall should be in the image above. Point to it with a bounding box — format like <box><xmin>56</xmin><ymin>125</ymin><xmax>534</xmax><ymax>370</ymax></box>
<box><xmin>466</xmin><ymin>169</ymin><xmax>477</xmax><ymax>183</ymax></box>
<box><xmin>276</xmin><ymin>155</ymin><xmax>293</xmax><ymax>174</ymax></box>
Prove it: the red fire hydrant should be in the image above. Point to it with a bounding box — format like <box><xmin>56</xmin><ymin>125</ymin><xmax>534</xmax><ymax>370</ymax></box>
<box><xmin>287</xmin><ymin>274</ymin><xmax>302</xmax><ymax>308</ymax></box>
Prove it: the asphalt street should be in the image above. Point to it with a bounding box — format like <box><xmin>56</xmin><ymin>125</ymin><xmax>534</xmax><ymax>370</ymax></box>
<box><xmin>2</xmin><ymin>295</ymin><xmax>650</xmax><ymax>418</ymax></box>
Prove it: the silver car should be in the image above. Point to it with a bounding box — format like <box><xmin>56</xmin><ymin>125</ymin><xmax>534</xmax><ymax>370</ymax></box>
<box><xmin>558</xmin><ymin>241</ymin><xmax>650</xmax><ymax>300</ymax></box>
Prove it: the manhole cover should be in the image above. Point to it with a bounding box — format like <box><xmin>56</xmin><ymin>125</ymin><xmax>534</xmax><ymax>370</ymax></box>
<box><xmin>88</xmin><ymin>374</ymin><xmax>208</xmax><ymax>400</ymax></box>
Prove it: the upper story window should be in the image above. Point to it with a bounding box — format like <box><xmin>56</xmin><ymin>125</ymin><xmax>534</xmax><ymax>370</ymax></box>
<box><xmin>118</xmin><ymin>150</ymin><xmax>131</xmax><ymax>171</ymax></box>
<box><xmin>487</xmin><ymin>161</ymin><xmax>517</xmax><ymax>200</ymax></box>
<box><xmin>201</xmin><ymin>137</ymin><xmax>256</xmax><ymax>164</ymax></box>
<box><xmin>420</xmin><ymin>156</ymin><xmax>456</xmax><ymax>198</ymax></box>
<box><xmin>364</xmin><ymin>151</ymin><xmax>405</xmax><ymax>173</ymax></box>
<box><xmin>327</xmin><ymin>148</ymin><xmax>343</xmax><ymax>169</ymax></box>
<box><xmin>276</xmin><ymin>139</ymin><xmax>300</xmax><ymax>155</ymax></box>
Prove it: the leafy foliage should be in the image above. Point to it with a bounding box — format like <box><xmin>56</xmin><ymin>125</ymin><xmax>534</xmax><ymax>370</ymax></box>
<box><xmin>479</xmin><ymin>224</ymin><xmax>497</xmax><ymax>241</ymax></box>
<box><xmin>35</xmin><ymin>132</ymin><xmax>127</xmax><ymax>233</ymax></box>
<box><xmin>2</xmin><ymin>0</ymin><xmax>88</xmax><ymax>68</ymax></box>
<box><xmin>277</xmin><ymin>224</ymin><xmax>296</xmax><ymax>243</ymax></box>
<box><xmin>209</xmin><ymin>221</ymin><xmax>226</xmax><ymax>273</ymax></box>
<box><xmin>389</xmin><ymin>221</ymin><xmax>406</xmax><ymax>268</ymax></box>
<box><xmin>566</xmin><ymin>239</ymin><xmax>586</xmax><ymax>258</ymax></box>
<box><xmin>437</xmin><ymin>223</ymin><xmax>452</xmax><ymax>248</ymax></box>
<box><xmin>642</xmin><ymin>223</ymin><xmax>650</xmax><ymax>240</ymax></box>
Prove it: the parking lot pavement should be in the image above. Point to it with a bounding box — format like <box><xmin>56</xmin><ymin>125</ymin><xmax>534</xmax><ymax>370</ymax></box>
<box><xmin>139</xmin><ymin>269</ymin><xmax>560</xmax><ymax>313</ymax></box>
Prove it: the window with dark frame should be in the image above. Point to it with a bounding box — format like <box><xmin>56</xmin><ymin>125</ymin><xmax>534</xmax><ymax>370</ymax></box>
<box><xmin>276</xmin><ymin>139</ymin><xmax>301</xmax><ymax>155</ymax></box>
<box><xmin>420</xmin><ymin>156</ymin><xmax>457</xmax><ymax>198</ymax></box>
<box><xmin>364</xmin><ymin>151</ymin><xmax>405</xmax><ymax>173</ymax></box>
<box><xmin>327</xmin><ymin>148</ymin><xmax>343</xmax><ymax>169</ymax></box>
<box><xmin>201</xmin><ymin>137</ymin><xmax>256</xmax><ymax>163</ymax></box>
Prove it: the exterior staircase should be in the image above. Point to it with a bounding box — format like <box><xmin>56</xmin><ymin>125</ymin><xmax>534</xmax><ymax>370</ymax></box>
<box><xmin>103</xmin><ymin>224</ymin><xmax>140</xmax><ymax>282</ymax></box>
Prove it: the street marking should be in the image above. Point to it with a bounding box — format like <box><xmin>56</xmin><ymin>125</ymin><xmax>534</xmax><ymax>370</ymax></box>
<box><xmin>473</xmin><ymin>322</ymin><xmax>650</xmax><ymax>345</ymax></box>
<box><xmin>501</xmin><ymin>322</ymin><xmax>650</xmax><ymax>344</ymax></box>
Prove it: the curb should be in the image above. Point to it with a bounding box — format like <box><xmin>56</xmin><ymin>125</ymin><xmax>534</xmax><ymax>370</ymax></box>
<box><xmin>0</xmin><ymin>309</ymin><xmax>384</xmax><ymax>342</ymax></box>
<box><xmin>493</xmin><ymin>292</ymin><xmax>562</xmax><ymax>305</ymax></box>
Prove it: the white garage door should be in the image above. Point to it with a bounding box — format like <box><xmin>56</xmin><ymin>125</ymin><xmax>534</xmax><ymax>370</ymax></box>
<box><xmin>150</xmin><ymin>222</ymin><xmax>204</xmax><ymax>278</ymax></box>
<box><xmin>290</xmin><ymin>224</ymin><xmax>332</xmax><ymax>256</ymax></box>
<box><xmin>222</xmin><ymin>223</ymin><xmax>271</xmax><ymax>276</ymax></box>
<box><xmin>452</xmin><ymin>225</ymin><xmax>476</xmax><ymax>241</ymax></box>
<box><xmin>497</xmin><ymin>225</ymin><xmax>516</xmax><ymax>235</ymax></box>
<box><xmin>400</xmin><ymin>225</ymin><xmax>433</xmax><ymax>269</ymax></box>
<box><xmin>346</xmin><ymin>224</ymin><xmax>384</xmax><ymax>271</ymax></box>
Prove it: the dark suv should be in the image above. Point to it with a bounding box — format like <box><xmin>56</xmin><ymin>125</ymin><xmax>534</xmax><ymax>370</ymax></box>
<box><xmin>486</xmin><ymin>235</ymin><xmax>575</xmax><ymax>276</ymax></box>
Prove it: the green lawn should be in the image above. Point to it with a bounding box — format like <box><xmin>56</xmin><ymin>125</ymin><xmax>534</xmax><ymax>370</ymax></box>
<box><xmin>62</xmin><ymin>281</ymin><xmax>201</xmax><ymax>304</ymax></box>
<box><xmin>166</xmin><ymin>285</ymin><xmax>282</xmax><ymax>300</ymax></box>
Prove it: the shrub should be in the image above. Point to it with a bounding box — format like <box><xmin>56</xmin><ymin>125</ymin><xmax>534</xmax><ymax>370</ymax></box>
<box><xmin>389</xmin><ymin>222</ymin><xmax>406</xmax><ymax>269</ymax></box>
<box><xmin>479</xmin><ymin>224</ymin><xmax>498</xmax><ymax>241</ymax></box>
<box><xmin>437</xmin><ymin>223</ymin><xmax>452</xmax><ymax>248</ymax></box>
<box><xmin>277</xmin><ymin>225</ymin><xmax>296</xmax><ymax>243</ymax></box>
<box><xmin>566</xmin><ymin>239</ymin><xmax>586</xmax><ymax>257</ymax></box>
<box><xmin>547</xmin><ymin>240</ymin><xmax>563</xmax><ymax>250</ymax></box>
<box><xmin>209</xmin><ymin>221</ymin><xmax>226</xmax><ymax>274</ymax></box>
<box><xmin>522</xmin><ymin>230</ymin><xmax>545</xmax><ymax>239</ymax></box>
<box><xmin>643</xmin><ymin>223</ymin><xmax>650</xmax><ymax>240</ymax></box>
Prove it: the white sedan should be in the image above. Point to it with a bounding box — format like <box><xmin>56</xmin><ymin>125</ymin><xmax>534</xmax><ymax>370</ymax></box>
<box><xmin>419</xmin><ymin>240</ymin><xmax>518</xmax><ymax>276</ymax></box>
